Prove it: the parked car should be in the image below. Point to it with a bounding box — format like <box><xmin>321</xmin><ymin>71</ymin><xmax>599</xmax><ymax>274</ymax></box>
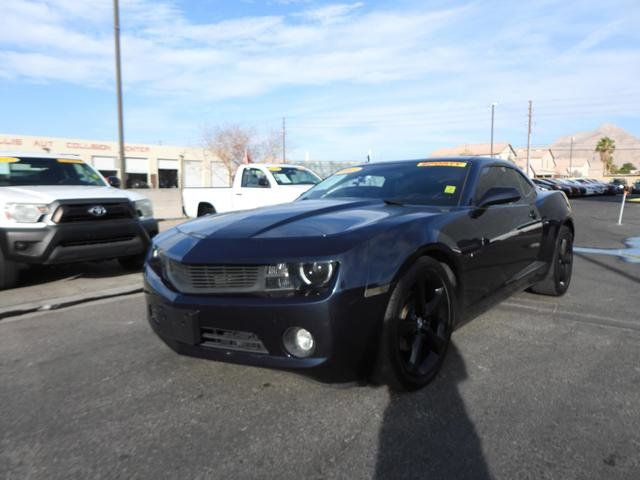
<box><xmin>610</xmin><ymin>178</ymin><xmax>627</xmax><ymax>194</ymax></box>
<box><xmin>146</xmin><ymin>157</ymin><xmax>573</xmax><ymax>391</ymax></box>
<box><xmin>545</xmin><ymin>178</ymin><xmax>578</xmax><ymax>197</ymax></box>
<box><xmin>632</xmin><ymin>180</ymin><xmax>640</xmax><ymax>194</ymax></box>
<box><xmin>534</xmin><ymin>178</ymin><xmax>573</xmax><ymax>197</ymax></box>
<box><xmin>182</xmin><ymin>164</ymin><xmax>322</xmax><ymax>218</ymax></box>
<box><xmin>0</xmin><ymin>152</ymin><xmax>158</xmax><ymax>289</ymax></box>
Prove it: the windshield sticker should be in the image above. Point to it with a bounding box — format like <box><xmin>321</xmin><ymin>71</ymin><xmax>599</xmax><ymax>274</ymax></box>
<box><xmin>57</xmin><ymin>158</ymin><xmax>84</xmax><ymax>164</ymax></box>
<box><xmin>417</xmin><ymin>161</ymin><xmax>467</xmax><ymax>168</ymax></box>
<box><xmin>444</xmin><ymin>185</ymin><xmax>457</xmax><ymax>194</ymax></box>
<box><xmin>336</xmin><ymin>167</ymin><xmax>362</xmax><ymax>175</ymax></box>
<box><xmin>268</xmin><ymin>166</ymin><xmax>282</xmax><ymax>172</ymax></box>
<box><xmin>0</xmin><ymin>157</ymin><xmax>19</xmax><ymax>163</ymax></box>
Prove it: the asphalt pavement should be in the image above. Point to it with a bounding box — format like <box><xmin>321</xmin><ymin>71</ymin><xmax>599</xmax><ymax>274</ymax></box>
<box><xmin>1</xmin><ymin>198</ymin><xmax>639</xmax><ymax>479</ymax></box>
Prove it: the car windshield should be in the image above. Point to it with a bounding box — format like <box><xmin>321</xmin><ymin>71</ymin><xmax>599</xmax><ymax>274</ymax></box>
<box><xmin>0</xmin><ymin>157</ymin><xmax>106</xmax><ymax>187</ymax></box>
<box><xmin>298</xmin><ymin>160</ymin><xmax>470</xmax><ymax>206</ymax></box>
<box><xmin>269</xmin><ymin>167</ymin><xmax>321</xmax><ymax>186</ymax></box>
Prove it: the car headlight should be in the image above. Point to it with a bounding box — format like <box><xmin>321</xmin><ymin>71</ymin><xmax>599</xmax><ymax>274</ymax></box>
<box><xmin>265</xmin><ymin>261</ymin><xmax>338</xmax><ymax>293</ymax></box>
<box><xmin>134</xmin><ymin>199</ymin><xmax>153</xmax><ymax>218</ymax></box>
<box><xmin>4</xmin><ymin>203</ymin><xmax>50</xmax><ymax>223</ymax></box>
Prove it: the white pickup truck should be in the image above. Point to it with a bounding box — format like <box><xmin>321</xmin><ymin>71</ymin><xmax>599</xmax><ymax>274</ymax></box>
<box><xmin>182</xmin><ymin>164</ymin><xmax>322</xmax><ymax>217</ymax></box>
<box><xmin>0</xmin><ymin>152</ymin><xmax>158</xmax><ymax>289</ymax></box>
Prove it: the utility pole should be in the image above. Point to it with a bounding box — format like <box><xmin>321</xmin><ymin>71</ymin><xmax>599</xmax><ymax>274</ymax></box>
<box><xmin>282</xmin><ymin>117</ymin><xmax>286</xmax><ymax>163</ymax></box>
<box><xmin>113</xmin><ymin>0</ymin><xmax>126</xmax><ymax>188</ymax></box>
<box><xmin>569</xmin><ymin>136</ymin><xmax>574</xmax><ymax>176</ymax></box>
<box><xmin>490</xmin><ymin>103</ymin><xmax>497</xmax><ymax>157</ymax></box>
<box><xmin>526</xmin><ymin>100</ymin><xmax>532</xmax><ymax>177</ymax></box>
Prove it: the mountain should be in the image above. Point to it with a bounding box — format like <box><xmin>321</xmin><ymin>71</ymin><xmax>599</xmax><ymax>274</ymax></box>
<box><xmin>550</xmin><ymin>124</ymin><xmax>640</xmax><ymax>175</ymax></box>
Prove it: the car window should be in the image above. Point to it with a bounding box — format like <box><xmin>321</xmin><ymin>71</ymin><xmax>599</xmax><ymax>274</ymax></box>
<box><xmin>241</xmin><ymin>168</ymin><xmax>270</xmax><ymax>188</ymax></box>
<box><xmin>474</xmin><ymin>166</ymin><xmax>532</xmax><ymax>204</ymax></box>
<box><xmin>269</xmin><ymin>167</ymin><xmax>321</xmax><ymax>185</ymax></box>
<box><xmin>0</xmin><ymin>157</ymin><xmax>106</xmax><ymax>187</ymax></box>
<box><xmin>300</xmin><ymin>161</ymin><xmax>469</xmax><ymax>206</ymax></box>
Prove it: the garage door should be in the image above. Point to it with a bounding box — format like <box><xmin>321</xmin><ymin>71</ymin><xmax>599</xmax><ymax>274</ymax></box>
<box><xmin>158</xmin><ymin>159</ymin><xmax>178</xmax><ymax>170</ymax></box>
<box><xmin>126</xmin><ymin>157</ymin><xmax>148</xmax><ymax>174</ymax></box>
<box><xmin>210</xmin><ymin>161</ymin><xmax>229</xmax><ymax>186</ymax></box>
<box><xmin>92</xmin><ymin>156</ymin><xmax>117</xmax><ymax>171</ymax></box>
<box><xmin>184</xmin><ymin>160</ymin><xmax>202</xmax><ymax>187</ymax></box>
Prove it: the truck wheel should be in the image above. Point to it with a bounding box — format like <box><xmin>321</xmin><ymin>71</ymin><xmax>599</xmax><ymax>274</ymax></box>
<box><xmin>118</xmin><ymin>254</ymin><xmax>145</xmax><ymax>271</ymax></box>
<box><xmin>373</xmin><ymin>257</ymin><xmax>457</xmax><ymax>391</ymax></box>
<box><xmin>197</xmin><ymin>203</ymin><xmax>215</xmax><ymax>217</ymax></box>
<box><xmin>529</xmin><ymin>225</ymin><xmax>573</xmax><ymax>296</ymax></box>
<box><xmin>0</xmin><ymin>250</ymin><xmax>19</xmax><ymax>290</ymax></box>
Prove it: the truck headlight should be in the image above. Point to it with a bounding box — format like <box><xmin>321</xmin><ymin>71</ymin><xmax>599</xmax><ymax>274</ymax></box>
<box><xmin>4</xmin><ymin>203</ymin><xmax>50</xmax><ymax>223</ymax></box>
<box><xmin>134</xmin><ymin>199</ymin><xmax>153</xmax><ymax>218</ymax></box>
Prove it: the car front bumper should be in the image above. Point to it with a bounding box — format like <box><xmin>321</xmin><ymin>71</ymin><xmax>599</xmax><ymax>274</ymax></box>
<box><xmin>144</xmin><ymin>265</ymin><xmax>389</xmax><ymax>383</ymax></box>
<box><xmin>0</xmin><ymin>218</ymin><xmax>158</xmax><ymax>264</ymax></box>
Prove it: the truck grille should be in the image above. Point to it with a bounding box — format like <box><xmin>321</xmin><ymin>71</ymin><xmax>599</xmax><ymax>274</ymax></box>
<box><xmin>200</xmin><ymin>327</ymin><xmax>268</xmax><ymax>354</ymax></box>
<box><xmin>53</xmin><ymin>202</ymin><xmax>135</xmax><ymax>223</ymax></box>
<box><xmin>166</xmin><ymin>261</ymin><xmax>261</xmax><ymax>294</ymax></box>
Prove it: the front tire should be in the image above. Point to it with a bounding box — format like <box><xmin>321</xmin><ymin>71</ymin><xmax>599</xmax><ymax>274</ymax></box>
<box><xmin>373</xmin><ymin>257</ymin><xmax>457</xmax><ymax>391</ymax></box>
<box><xmin>0</xmin><ymin>250</ymin><xmax>19</xmax><ymax>290</ymax></box>
<box><xmin>529</xmin><ymin>225</ymin><xmax>573</xmax><ymax>296</ymax></box>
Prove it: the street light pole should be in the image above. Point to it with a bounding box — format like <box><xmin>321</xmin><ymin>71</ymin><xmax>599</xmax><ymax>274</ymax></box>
<box><xmin>569</xmin><ymin>137</ymin><xmax>574</xmax><ymax>176</ymax></box>
<box><xmin>490</xmin><ymin>103</ymin><xmax>497</xmax><ymax>157</ymax></box>
<box><xmin>113</xmin><ymin>0</ymin><xmax>126</xmax><ymax>188</ymax></box>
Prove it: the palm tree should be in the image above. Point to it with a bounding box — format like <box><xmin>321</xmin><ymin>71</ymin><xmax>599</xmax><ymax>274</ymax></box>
<box><xmin>595</xmin><ymin>137</ymin><xmax>616</xmax><ymax>175</ymax></box>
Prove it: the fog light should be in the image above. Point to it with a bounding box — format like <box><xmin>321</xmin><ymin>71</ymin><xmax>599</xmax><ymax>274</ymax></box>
<box><xmin>283</xmin><ymin>327</ymin><xmax>315</xmax><ymax>358</ymax></box>
<box><xmin>14</xmin><ymin>241</ymin><xmax>28</xmax><ymax>251</ymax></box>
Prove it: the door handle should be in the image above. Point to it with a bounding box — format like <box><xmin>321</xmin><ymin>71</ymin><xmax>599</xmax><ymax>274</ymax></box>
<box><xmin>235</xmin><ymin>193</ymin><xmax>243</xmax><ymax>196</ymax></box>
<box><xmin>529</xmin><ymin>210</ymin><xmax>537</xmax><ymax>219</ymax></box>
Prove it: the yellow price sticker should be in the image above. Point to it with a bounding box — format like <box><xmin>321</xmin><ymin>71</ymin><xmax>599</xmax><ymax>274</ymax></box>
<box><xmin>268</xmin><ymin>166</ymin><xmax>282</xmax><ymax>172</ymax></box>
<box><xmin>0</xmin><ymin>157</ymin><xmax>19</xmax><ymax>163</ymax></box>
<box><xmin>57</xmin><ymin>158</ymin><xmax>84</xmax><ymax>164</ymax></box>
<box><xmin>444</xmin><ymin>185</ymin><xmax>457</xmax><ymax>194</ymax></box>
<box><xmin>417</xmin><ymin>161</ymin><xmax>467</xmax><ymax>168</ymax></box>
<box><xmin>336</xmin><ymin>167</ymin><xmax>362</xmax><ymax>175</ymax></box>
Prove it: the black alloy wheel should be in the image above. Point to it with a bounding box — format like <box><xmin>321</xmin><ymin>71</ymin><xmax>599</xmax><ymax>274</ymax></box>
<box><xmin>374</xmin><ymin>257</ymin><xmax>456</xmax><ymax>391</ymax></box>
<box><xmin>529</xmin><ymin>224</ymin><xmax>573</xmax><ymax>296</ymax></box>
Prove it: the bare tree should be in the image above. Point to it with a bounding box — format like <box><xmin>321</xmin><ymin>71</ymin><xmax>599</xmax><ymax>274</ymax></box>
<box><xmin>202</xmin><ymin>125</ymin><xmax>285</xmax><ymax>185</ymax></box>
<box><xmin>202</xmin><ymin>124</ymin><xmax>255</xmax><ymax>185</ymax></box>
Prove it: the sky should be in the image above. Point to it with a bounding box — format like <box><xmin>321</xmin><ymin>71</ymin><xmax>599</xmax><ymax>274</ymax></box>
<box><xmin>1</xmin><ymin>0</ymin><xmax>640</xmax><ymax>161</ymax></box>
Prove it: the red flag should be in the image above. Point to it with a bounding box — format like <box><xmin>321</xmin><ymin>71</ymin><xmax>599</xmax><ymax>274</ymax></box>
<box><xmin>243</xmin><ymin>148</ymin><xmax>253</xmax><ymax>164</ymax></box>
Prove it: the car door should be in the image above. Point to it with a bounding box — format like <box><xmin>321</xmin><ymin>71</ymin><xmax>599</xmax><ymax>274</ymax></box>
<box><xmin>458</xmin><ymin>165</ymin><xmax>543</xmax><ymax>305</ymax></box>
<box><xmin>234</xmin><ymin>167</ymin><xmax>272</xmax><ymax>211</ymax></box>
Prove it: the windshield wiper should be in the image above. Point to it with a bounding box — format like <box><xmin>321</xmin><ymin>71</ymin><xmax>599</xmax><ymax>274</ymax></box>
<box><xmin>383</xmin><ymin>198</ymin><xmax>405</xmax><ymax>206</ymax></box>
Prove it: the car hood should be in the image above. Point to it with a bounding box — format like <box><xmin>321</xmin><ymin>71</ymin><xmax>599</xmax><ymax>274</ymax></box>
<box><xmin>0</xmin><ymin>185</ymin><xmax>147</xmax><ymax>203</ymax></box>
<box><xmin>176</xmin><ymin>199</ymin><xmax>441</xmax><ymax>239</ymax></box>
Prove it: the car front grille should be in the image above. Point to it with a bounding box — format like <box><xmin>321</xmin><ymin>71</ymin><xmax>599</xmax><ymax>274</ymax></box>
<box><xmin>60</xmin><ymin>234</ymin><xmax>137</xmax><ymax>247</ymax></box>
<box><xmin>53</xmin><ymin>202</ymin><xmax>135</xmax><ymax>223</ymax></box>
<box><xmin>199</xmin><ymin>327</ymin><xmax>268</xmax><ymax>354</ymax></box>
<box><xmin>166</xmin><ymin>261</ymin><xmax>262</xmax><ymax>294</ymax></box>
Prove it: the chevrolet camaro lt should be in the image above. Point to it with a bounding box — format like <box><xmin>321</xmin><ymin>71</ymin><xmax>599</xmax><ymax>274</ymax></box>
<box><xmin>144</xmin><ymin>157</ymin><xmax>574</xmax><ymax>391</ymax></box>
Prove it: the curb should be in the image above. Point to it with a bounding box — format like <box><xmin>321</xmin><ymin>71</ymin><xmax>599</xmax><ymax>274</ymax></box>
<box><xmin>0</xmin><ymin>284</ymin><xmax>143</xmax><ymax>320</ymax></box>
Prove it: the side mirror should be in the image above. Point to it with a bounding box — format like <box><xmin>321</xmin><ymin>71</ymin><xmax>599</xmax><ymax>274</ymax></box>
<box><xmin>477</xmin><ymin>187</ymin><xmax>521</xmax><ymax>208</ymax></box>
<box><xmin>107</xmin><ymin>176</ymin><xmax>121</xmax><ymax>188</ymax></box>
<box><xmin>258</xmin><ymin>177</ymin><xmax>270</xmax><ymax>188</ymax></box>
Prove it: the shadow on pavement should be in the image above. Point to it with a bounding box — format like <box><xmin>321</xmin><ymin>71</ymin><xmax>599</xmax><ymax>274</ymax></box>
<box><xmin>574</xmin><ymin>252</ymin><xmax>640</xmax><ymax>283</ymax></box>
<box><xmin>16</xmin><ymin>260</ymin><xmax>138</xmax><ymax>288</ymax></box>
<box><xmin>374</xmin><ymin>344</ymin><xmax>490</xmax><ymax>480</ymax></box>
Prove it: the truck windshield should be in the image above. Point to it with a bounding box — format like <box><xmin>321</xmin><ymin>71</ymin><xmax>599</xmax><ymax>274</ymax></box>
<box><xmin>298</xmin><ymin>161</ymin><xmax>470</xmax><ymax>206</ymax></box>
<box><xmin>270</xmin><ymin>167</ymin><xmax>321</xmax><ymax>186</ymax></box>
<box><xmin>0</xmin><ymin>157</ymin><xmax>106</xmax><ymax>187</ymax></box>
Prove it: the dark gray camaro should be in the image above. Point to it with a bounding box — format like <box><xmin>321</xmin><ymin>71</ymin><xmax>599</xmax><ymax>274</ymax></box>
<box><xmin>144</xmin><ymin>157</ymin><xmax>573</xmax><ymax>390</ymax></box>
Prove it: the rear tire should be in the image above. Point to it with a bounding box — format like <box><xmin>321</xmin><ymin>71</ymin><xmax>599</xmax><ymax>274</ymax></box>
<box><xmin>0</xmin><ymin>250</ymin><xmax>19</xmax><ymax>290</ymax></box>
<box><xmin>373</xmin><ymin>257</ymin><xmax>457</xmax><ymax>391</ymax></box>
<box><xmin>118</xmin><ymin>253</ymin><xmax>145</xmax><ymax>271</ymax></box>
<box><xmin>529</xmin><ymin>225</ymin><xmax>573</xmax><ymax>296</ymax></box>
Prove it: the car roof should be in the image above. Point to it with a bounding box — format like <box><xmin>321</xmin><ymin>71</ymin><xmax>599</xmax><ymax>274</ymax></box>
<box><xmin>0</xmin><ymin>151</ymin><xmax>82</xmax><ymax>160</ymax></box>
<box><xmin>352</xmin><ymin>156</ymin><xmax>516</xmax><ymax>169</ymax></box>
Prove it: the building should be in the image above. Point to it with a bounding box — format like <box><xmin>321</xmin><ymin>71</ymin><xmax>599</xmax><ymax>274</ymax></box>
<box><xmin>0</xmin><ymin>133</ymin><xmax>229</xmax><ymax>188</ymax></box>
<box><xmin>430</xmin><ymin>143</ymin><xmax>518</xmax><ymax>162</ymax></box>
<box><xmin>513</xmin><ymin>148</ymin><xmax>556</xmax><ymax>178</ymax></box>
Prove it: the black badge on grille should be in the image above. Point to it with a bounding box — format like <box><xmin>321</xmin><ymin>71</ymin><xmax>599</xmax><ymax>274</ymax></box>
<box><xmin>87</xmin><ymin>205</ymin><xmax>107</xmax><ymax>217</ymax></box>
